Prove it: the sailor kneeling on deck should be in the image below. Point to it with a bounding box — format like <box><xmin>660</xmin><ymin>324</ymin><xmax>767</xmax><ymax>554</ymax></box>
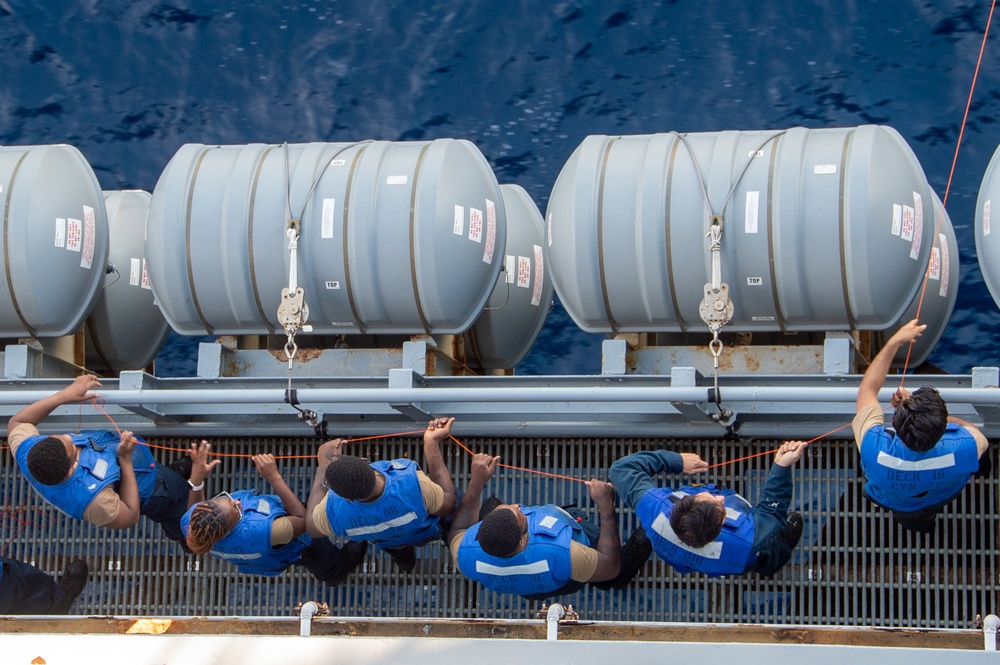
<box><xmin>6</xmin><ymin>374</ymin><xmax>218</xmax><ymax>547</ymax></box>
<box><xmin>182</xmin><ymin>453</ymin><xmax>366</xmax><ymax>586</ymax></box>
<box><xmin>854</xmin><ymin>319</ymin><xmax>990</xmax><ymax>533</ymax></box>
<box><xmin>610</xmin><ymin>442</ymin><xmax>806</xmax><ymax>577</ymax></box>
<box><xmin>448</xmin><ymin>453</ymin><xmax>652</xmax><ymax>600</ymax></box>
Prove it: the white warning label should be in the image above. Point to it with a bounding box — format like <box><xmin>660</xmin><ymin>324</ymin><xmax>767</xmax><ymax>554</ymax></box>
<box><xmin>517</xmin><ymin>256</ymin><xmax>530</xmax><ymax>288</ymax></box>
<box><xmin>531</xmin><ymin>244</ymin><xmax>544</xmax><ymax>307</ymax></box>
<box><xmin>547</xmin><ymin>212</ymin><xmax>553</xmax><ymax>247</ymax></box>
<box><xmin>928</xmin><ymin>247</ymin><xmax>941</xmax><ymax>280</ymax></box>
<box><xmin>909</xmin><ymin>202</ymin><xmax>923</xmax><ymax>260</ymax></box>
<box><xmin>469</xmin><ymin>208</ymin><xmax>483</xmax><ymax>243</ymax></box>
<box><xmin>130</xmin><ymin>258</ymin><xmax>141</xmax><ymax>286</ymax></box>
<box><xmin>744</xmin><ymin>190</ymin><xmax>759</xmax><ymax>234</ymax></box>
<box><xmin>386</xmin><ymin>175</ymin><xmax>407</xmax><ymax>185</ymax></box>
<box><xmin>939</xmin><ymin>233</ymin><xmax>950</xmax><ymax>297</ymax></box>
<box><xmin>66</xmin><ymin>218</ymin><xmax>82</xmax><ymax>252</ymax></box>
<box><xmin>901</xmin><ymin>206</ymin><xmax>914</xmax><ymax>242</ymax></box>
<box><xmin>891</xmin><ymin>204</ymin><xmax>902</xmax><ymax>236</ymax></box>
<box><xmin>81</xmin><ymin>206</ymin><xmax>96</xmax><ymax>270</ymax></box>
<box><xmin>454</xmin><ymin>205</ymin><xmax>464</xmax><ymax>236</ymax></box>
<box><xmin>321</xmin><ymin>198</ymin><xmax>335</xmax><ymax>239</ymax></box>
<box><xmin>504</xmin><ymin>255</ymin><xmax>515</xmax><ymax>284</ymax></box>
<box><xmin>141</xmin><ymin>259</ymin><xmax>151</xmax><ymax>290</ymax></box>
<box><xmin>483</xmin><ymin>199</ymin><xmax>497</xmax><ymax>264</ymax></box>
<box><xmin>985</xmin><ymin>199</ymin><xmax>992</xmax><ymax>236</ymax></box>
<box><xmin>54</xmin><ymin>218</ymin><xmax>66</xmax><ymax>248</ymax></box>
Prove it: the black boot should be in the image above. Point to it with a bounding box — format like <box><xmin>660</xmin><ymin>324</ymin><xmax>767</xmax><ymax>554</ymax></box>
<box><xmin>591</xmin><ymin>526</ymin><xmax>652</xmax><ymax>590</ymax></box>
<box><xmin>386</xmin><ymin>545</ymin><xmax>417</xmax><ymax>573</ymax></box>
<box><xmin>53</xmin><ymin>558</ymin><xmax>89</xmax><ymax>614</ymax></box>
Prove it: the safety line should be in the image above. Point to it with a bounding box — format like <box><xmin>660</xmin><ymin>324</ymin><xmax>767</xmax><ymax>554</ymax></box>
<box><xmin>898</xmin><ymin>0</ymin><xmax>997</xmax><ymax>382</ymax></box>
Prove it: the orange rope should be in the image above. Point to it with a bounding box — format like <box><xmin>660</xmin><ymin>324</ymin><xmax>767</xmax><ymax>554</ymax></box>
<box><xmin>898</xmin><ymin>0</ymin><xmax>997</xmax><ymax>383</ymax></box>
<box><xmin>704</xmin><ymin>422</ymin><xmax>852</xmax><ymax>469</ymax></box>
<box><xmin>447</xmin><ymin>434</ymin><xmax>588</xmax><ymax>483</ymax></box>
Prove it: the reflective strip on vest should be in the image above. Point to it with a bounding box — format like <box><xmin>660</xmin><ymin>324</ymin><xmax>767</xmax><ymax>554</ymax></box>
<box><xmin>876</xmin><ymin>451</ymin><xmax>956</xmax><ymax>471</ymax></box>
<box><xmin>211</xmin><ymin>551</ymin><xmax>263</xmax><ymax>561</ymax></box>
<box><xmin>345</xmin><ymin>511</ymin><xmax>418</xmax><ymax>537</ymax></box>
<box><xmin>475</xmin><ymin>559</ymin><xmax>551</xmax><ymax>576</ymax></box>
<box><xmin>650</xmin><ymin>512</ymin><xmax>723</xmax><ymax>560</ymax></box>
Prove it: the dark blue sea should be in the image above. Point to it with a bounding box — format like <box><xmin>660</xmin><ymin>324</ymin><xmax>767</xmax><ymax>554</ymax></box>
<box><xmin>3</xmin><ymin>0</ymin><xmax>1000</xmax><ymax>376</ymax></box>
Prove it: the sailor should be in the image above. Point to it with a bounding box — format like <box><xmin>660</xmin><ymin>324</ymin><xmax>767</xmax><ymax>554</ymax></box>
<box><xmin>0</xmin><ymin>556</ymin><xmax>88</xmax><ymax>615</ymax></box>
<box><xmin>448</xmin><ymin>453</ymin><xmax>651</xmax><ymax>600</ymax></box>
<box><xmin>855</xmin><ymin>319</ymin><xmax>990</xmax><ymax>532</ymax></box>
<box><xmin>6</xmin><ymin>374</ymin><xmax>218</xmax><ymax>545</ymax></box>
<box><xmin>182</xmin><ymin>453</ymin><xmax>367</xmax><ymax>585</ymax></box>
<box><xmin>305</xmin><ymin>417</ymin><xmax>458</xmax><ymax>572</ymax></box>
<box><xmin>609</xmin><ymin>443</ymin><xmax>806</xmax><ymax>577</ymax></box>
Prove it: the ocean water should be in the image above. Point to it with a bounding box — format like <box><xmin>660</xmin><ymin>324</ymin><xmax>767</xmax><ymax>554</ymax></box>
<box><xmin>2</xmin><ymin>0</ymin><xmax>1000</xmax><ymax>376</ymax></box>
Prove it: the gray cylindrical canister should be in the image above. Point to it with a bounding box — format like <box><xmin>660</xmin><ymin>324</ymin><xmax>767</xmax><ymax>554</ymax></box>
<box><xmin>85</xmin><ymin>190</ymin><xmax>170</xmax><ymax>372</ymax></box>
<box><xmin>976</xmin><ymin>143</ymin><xmax>1000</xmax><ymax>311</ymax></box>
<box><xmin>0</xmin><ymin>144</ymin><xmax>108</xmax><ymax>336</ymax></box>
<box><xmin>463</xmin><ymin>184</ymin><xmax>553</xmax><ymax>369</ymax></box>
<box><xmin>876</xmin><ymin>191</ymin><xmax>958</xmax><ymax>368</ymax></box>
<box><xmin>546</xmin><ymin>126</ymin><xmax>935</xmax><ymax>334</ymax></box>
<box><xmin>146</xmin><ymin>140</ymin><xmax>505</xmax><ymax>335</ymax></box>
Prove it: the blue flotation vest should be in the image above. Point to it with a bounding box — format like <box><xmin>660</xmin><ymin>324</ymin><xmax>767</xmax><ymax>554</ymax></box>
<box><xmin>15</xmin><ymin>429</ymin><xmax>158</xmax><ymax>519</ymax></box>
<box><xmin>456</xmin><ymin>505</ymin><xmax>588</xmax><ymax>596</ymax></box>
<box><xmin>637</xmin><ymin>485</ymin><xmax>757</xmax><ymax>576</ymax></box>
<box><xmin>861</xmin><ymin>423</ymin><xmax>979</xmax><ymax>511</ymax></box>
<box><xmin>181</xmin><ymin>489</ymin><xmax>309</xmax><ymax>576</ymax></box>
<box><xmin>325</xmin><ymin>459</ymin><xmax>441</xmax><ymax>548</ymax></box>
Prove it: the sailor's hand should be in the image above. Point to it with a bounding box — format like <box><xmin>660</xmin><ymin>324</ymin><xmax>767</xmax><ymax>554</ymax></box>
<box><xmin>317</xmin><ymin>438</ymin><xmax>344</xmax><ymax>464</ymax></box>
<box><xmin>890</xmin><ymin>387</ymin><xmax>911</xmax><ymax>408</ymax></box>
<box><xmin>252</xmin><ymin>453</ymin><xmax>281</xmax><ymax>483</ymax></box>
<box><xmin>774</xmin><ymin>440</ymin><xmax>808</xmax><ymax>467</ymax></box>
<box><xmin>681</xmin><ymin>453</ymin><xmax>709</xmax><ymax>474</ymax></box>
<box><xmin>60</xmin><ymin>375</ymin><xmax>102</xmax><ymax>403</ymax></box>
<box><xmin>189</xmin><ymin>440</ymin><xmax>221</xmax><ymax>482</ymax></box>
<box><xmin>887</xmin><ymin>319</ymin><xmax>926</xmax><ymax>348</ymax></box>
<box><xmin>586</xmin><ymin>479</ymin><xmax>616</xmax><ymax>508</ymax></box>
<box><xmin>424</xmin><ymin>417</ymin><xmax>454</xmax><ymax>447</ymax></box>
<box><xmin>117</xmin><ymin>431</ymin><xmax>137</xmax><ymax>460</ymax></box>
<box><xmin>470</xmin><ymin>453</ymin><xmax>500</xmax><ymax>484</ymax></box>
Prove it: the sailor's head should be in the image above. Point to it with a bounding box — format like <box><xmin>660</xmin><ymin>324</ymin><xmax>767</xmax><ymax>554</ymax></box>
<box><xmin>26</xmin><ymin>435</ymin><xmax>80</xmax><ymax>485</ymax></box>
<box><xmin>669</xmin><ymin>493</ymin><xmax>726</xmax><ymax>548</ymax></box>
<box><xmin>476</xmin><ymin>504</ymin><xmax>528</xmax><ymax>558</ymax></box>
<box><xmin>186</xmin><ymin>492</ymin><xmax>243</xmax><ymax>554</ymax></box>
<box><xmin>892</xmin><ymin>385</ymin><xmax>948</xmax><ymax>453</ymax></box>
<box><xmin>324</xmin><ymin>455</ymin><xmax>379</xmax><ymax>501</ymax></box>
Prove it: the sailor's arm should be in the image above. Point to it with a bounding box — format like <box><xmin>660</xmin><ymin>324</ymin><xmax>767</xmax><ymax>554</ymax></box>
<box><xmin>610</xmin><ymin>450</ymin><xmax>707</xmax><ymax>510</ymax></box>
<box><xmin>948</xmin><ymin>416</ymin><xmax>990</xmax><ymax>457</ymax></box>
<box><xmin>104</xmin><ymin>431</ymin><xmax>141</xmax><ymax>529</ymax></box>
<box><xmin>305</xmin><ymin>439</ymin><xmax>342</xmax><ymax>537</ymax></box>
<box><xmin>7</xmin><ymin>375</ymin><xmax>101</xmax><ymax>436</ymax></box>
<box><xmin>422</xmin><ymin>417</ymin><xmax>457</xmax><ymax>516</ymax></box>
<box><xmin>585</xmin><ymin>479</ymin><xmax>621</xmax><ymax>583</ymax></box>
<box><xmin>255</xmin><ymin>453</ymin><xmax>307</xmax><ymax>537</ymax></box>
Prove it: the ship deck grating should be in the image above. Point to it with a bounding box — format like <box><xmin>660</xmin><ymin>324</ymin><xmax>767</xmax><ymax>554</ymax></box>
<box><xmin>1</xmin><ymin>434</ymin><xmax>995</xmax><ymax>627</ymax></box>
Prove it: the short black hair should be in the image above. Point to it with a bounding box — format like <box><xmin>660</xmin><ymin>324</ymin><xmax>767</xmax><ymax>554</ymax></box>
<box><xmin>892</xmin><ymin>385</ymin><xmax>948</xmax><ymax>453</ymax></box>
<box><xmin>476</xmin><ymin>508</ymin><xmax>522</xmax><ymax>557</ymax></box>
<box><xmin>669</xmin><ymin>495</ymin><xmax>725</xmax><ymax>548</ymax></box>
<box><xmin>324</xmin><ymin>456</ymin><xmax>376</xmax><ymax>501</ymax></box>
<box><xmin>26</xmin><ymin>436</ymin><xmax>73</xmax><ymax>486</ymax></box>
